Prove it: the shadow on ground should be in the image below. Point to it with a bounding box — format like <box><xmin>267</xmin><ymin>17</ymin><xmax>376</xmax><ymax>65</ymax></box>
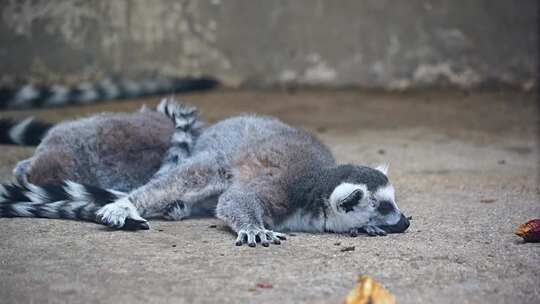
<box><xmin>1</xmin><ymin>89</ymin><xmax>539</xmax><ymax>303</ymax></box>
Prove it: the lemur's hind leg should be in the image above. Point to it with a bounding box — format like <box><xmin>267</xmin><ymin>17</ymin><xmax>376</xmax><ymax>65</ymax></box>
<box><xmin>216</xmin><ymin>181</ymin><xmax>287</xmax><ymax>247</ymax></box>
<box><xmin>97</xmin><ymin>151</ymin><xmax>229</xmax><ymax>229</ymax></box>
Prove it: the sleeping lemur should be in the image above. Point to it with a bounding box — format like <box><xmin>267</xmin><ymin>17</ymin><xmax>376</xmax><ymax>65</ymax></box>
<box><xmin>0</xmin><ymin>99</ymin><xmax>410</xmax><ymax>247</ymax></box>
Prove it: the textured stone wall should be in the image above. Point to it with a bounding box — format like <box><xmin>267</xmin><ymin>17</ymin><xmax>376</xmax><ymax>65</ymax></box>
<box><xmin>0</xmin><ymin>0</ymin><xmax>537</xmax><ymax>89</ymax></box>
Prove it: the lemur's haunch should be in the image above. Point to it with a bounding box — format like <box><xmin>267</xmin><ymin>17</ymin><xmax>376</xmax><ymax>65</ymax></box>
<box><xmin>0</xmin><ymin>99</ymin><xmax>410</xmax><ymax>247</ymax></box>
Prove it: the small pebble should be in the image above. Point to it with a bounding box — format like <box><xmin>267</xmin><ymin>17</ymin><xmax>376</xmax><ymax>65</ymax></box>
<box><xmin>480</xmin><ymin>198</ymin><xmax>497</xmax><ymax>203</ymax></box>
<box><xmin>316</xmin><ymin>126</ymin><xmax>328</xmax><ymax>133</ymax></box>
<box><xmin>171</xmin><ymin>244</ymin><xmax>177</xmax><ymax>248</ymax></box>
<box><xmin>377</xmin><ymin>149</ymin><xmax>386</xmax><ymax>155</ymax></box>
<box><xmin>340</xmin><ymin>246</ymin><xmax>355</xmax><ymax>252</ymax></box>
<box><xmin>209</xmin><ymin>225</ymin><xmax>217</xmax><ymax>228</ymax></box>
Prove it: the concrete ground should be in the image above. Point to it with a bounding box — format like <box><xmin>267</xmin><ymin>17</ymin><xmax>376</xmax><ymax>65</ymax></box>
<box><xmin>0</xmin><ymin>89</ymin><xmax>538</xmax><ymax>304</ymax></box>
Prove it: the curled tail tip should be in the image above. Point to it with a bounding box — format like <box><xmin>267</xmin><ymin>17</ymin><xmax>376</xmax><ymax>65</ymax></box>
<box><xmin>153</xmin><ymin>98</ymin><xmax>203</xmax><ymax>176</ymax></box>
<box><xmin>157</xmin><ymin>98</ymin><xmax>199</xmax><ymax>125</ymax></box>
<box><xmin>157</xmin><ymin>97</ymin><xmax>197</xmax><ymax>113</ymax></box>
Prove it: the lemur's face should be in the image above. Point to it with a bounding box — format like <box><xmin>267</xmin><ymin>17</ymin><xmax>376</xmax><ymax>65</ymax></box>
<box><xmin>327</xmin><ymin>164</ymin><xmax>410</xmax><ymax>235</ymax></box>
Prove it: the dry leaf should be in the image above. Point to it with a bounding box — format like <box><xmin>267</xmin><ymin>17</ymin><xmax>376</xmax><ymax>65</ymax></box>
<box><xmin>515</xmin><ymin>219</ymin><xmax>540</xmax><ymax>242</ymax></box>
<box><xmin>344</xmin><ymin>276</ymin><xmax>395</xmax><ymax>304</ymax></box>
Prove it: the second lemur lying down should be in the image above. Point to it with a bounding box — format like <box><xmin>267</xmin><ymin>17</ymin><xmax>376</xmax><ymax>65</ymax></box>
<box><xmin>0</xmin><ymin>99</ymin><xmax>410</xmax><ymax>247</ymax></box>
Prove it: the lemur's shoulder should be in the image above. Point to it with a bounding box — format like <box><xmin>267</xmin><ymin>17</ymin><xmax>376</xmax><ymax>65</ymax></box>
<box><xmin>207</xmin><ymin>114</ymin><xmax>335</xmax><ymax>184</ymax></box>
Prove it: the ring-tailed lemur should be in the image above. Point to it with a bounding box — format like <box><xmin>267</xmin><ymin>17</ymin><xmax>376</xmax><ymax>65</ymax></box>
<box><xmin>0</xmin><ymin>99</ymin><xmax>410</xmax><ymax>246</ymax></box>
<box><xmin>0</xmin><ymin>75</ymin><xmax>218</xmax><ymax>110</ymax></box>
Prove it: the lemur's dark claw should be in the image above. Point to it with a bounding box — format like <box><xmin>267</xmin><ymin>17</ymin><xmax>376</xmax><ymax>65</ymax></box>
<box><xmin>362</xmin><ymin>225</ymin><xmax>387</xmax><ymax>237</ymax></box>
<box><xmin>96</xmin><ymin>198</ymin><xmax>148</xmax><ymax>230</ymax></box>
<box><xmin>275</xmin><ymin>234</ymin><xmax>287</xmax><ymax>240</ymax></box>
<box><xmin>123</xmin><ymin>218</ymin><xmax>150</xmax><ymax>230</ymax></box>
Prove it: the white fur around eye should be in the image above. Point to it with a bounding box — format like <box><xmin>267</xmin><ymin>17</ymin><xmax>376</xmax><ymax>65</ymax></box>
<box><xmin>374</xmin><ymin>184</ymin><xmax>395</xmax><ymax>202</ymax></box>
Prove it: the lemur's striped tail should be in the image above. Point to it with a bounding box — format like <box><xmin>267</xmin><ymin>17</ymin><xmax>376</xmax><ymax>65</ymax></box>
<box><xmin>0</xmin><ymin>76</ymin><xmax>219</xmax><ymax>110</ymax></box>
<box><xmin>0</xmin><ymin>117</ymin><xmax>53</xmax><ymax>145</ymax></box>
<box><xmin>154</xmin><ymin>98</ymin><xmax>203</xmax><ymax>176</ymax></box>
<box><xmin>0</xmin><ymin>180</ymin><xmax>125</xmax><ymax>223</ymax></box>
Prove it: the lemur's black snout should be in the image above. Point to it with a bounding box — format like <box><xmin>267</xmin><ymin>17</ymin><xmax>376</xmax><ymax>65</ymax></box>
<box><xmin>381</xmin><ymin>214</ymin><xmax>410</xmax><ymax>233</ymax></box>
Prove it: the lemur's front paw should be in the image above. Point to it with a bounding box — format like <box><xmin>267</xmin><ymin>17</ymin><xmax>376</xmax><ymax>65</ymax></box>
<box><xmin>350</xmin><ymin>226</ymin><xmax>387</xmax><ymax>237</ymax></box>
<box><xmin>163</xmin><ymin>200</ymin><xmax>190</xmax><ymax>221</ymax></box>
<box><xmin>235</xmin><ymin>226</ymin><xmax>287</xmax><ymax>247</ymax></box>
<box><xmin>96</xmin><ymin>197</ymin><xmax>149</xmax><ymax>230</ymax></box>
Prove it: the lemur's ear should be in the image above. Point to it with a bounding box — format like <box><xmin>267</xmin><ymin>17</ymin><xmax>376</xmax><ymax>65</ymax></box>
<box><xmin>375</xmin><ymin>163</ymin><xmax>389</xmax><ymax>175</ymax></box>
<box><xmin>338</xmin><ymin>189</ymin><xmax>364</xmax><ymax>213</ymax></box>
<box><xmin>139</xmin><ymin>104</ymin><xmax>151</xmax><ymax>112</ymax></box>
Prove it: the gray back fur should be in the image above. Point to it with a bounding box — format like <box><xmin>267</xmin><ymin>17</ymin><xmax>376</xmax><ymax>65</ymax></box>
<box><xmin>22</xmin><ymin>110</ymin><xmax>174</xmax><ymax>191</ymax></box>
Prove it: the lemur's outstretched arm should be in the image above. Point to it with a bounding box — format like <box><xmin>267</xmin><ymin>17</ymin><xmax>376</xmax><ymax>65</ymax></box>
<box><xmin>216</xmin><ymin>180</ymin><xmax>287</xmax><ymax>247</ymax></box>
<box><xmin>97</xmin><ymin>151</ymin><xmax>229</xmax><ymax>228</ymax></box>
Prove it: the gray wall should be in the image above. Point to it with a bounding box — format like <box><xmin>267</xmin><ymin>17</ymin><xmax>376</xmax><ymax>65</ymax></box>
<box><xmin>0</xmin><ymin>0</ymin><xmax>537</xmax><ymax>89</ymax></box>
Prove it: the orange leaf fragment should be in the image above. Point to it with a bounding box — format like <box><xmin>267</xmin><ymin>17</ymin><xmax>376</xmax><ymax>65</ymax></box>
<box><xmin>515</xmin><ymin>219</ymin><xmax>540</xmax><ymax>242</ymax></box>
<box><xmin>344</xmin><ymin>276</ymin><xmax>395</xmax><ymax>304</ymax></box>
<box><xmin>256</xmin><ymin>283</ymin><xmax>273</xmax><ymax>289</ymax></box>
